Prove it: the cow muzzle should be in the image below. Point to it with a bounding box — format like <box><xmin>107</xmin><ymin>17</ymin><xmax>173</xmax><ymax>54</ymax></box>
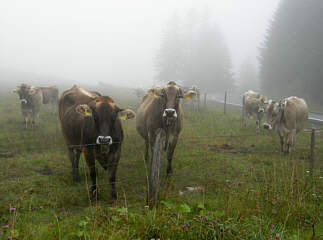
<box><xmin>20</xmin><ymin>99</ymin><xmax>27</xmax><ymax>104</ymax></box>
<box><xmin>258</xmin><ymin>108</ymin><xmax>264</xmax><ymax>113</ymax></box>
<box><xmin>163</xmin><ymin>108</ymin><xmax>177</xmax><ymax>118</ymax></box>
<box><xmin>96</xmin><ymin>136</ymin><xmax>113</xmax><ymax>145</ymax></box>
<box><xmin>263</xmin><ymin>123</ymin><xmax>272</xmax><ymax>130</ymax></box>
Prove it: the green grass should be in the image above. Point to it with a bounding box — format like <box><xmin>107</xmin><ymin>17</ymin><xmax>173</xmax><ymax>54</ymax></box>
<box><xmin>0</xmin><ymin>92</ymin><xmax>322</xmax><ymax>239</ymax></box>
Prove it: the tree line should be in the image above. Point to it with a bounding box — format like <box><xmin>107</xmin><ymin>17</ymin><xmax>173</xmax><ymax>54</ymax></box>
<box><xmin>260</xmin><ymin>0</ymin><xmax>323</xmax><ymax>106</ymax></box>
<box><xmin>155</xmin><ymin>9</ymin><xmax>234</xmax><ymax>94</ymax></box>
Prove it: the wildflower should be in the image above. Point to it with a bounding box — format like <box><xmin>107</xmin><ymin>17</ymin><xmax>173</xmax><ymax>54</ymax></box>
<box><xmin>2</xmin><ymin>225</ymin><xmax>9</xmax><ymax>229</ymax></box>
<box><xmin>276</xmin><ymin>233</ymin><xmax>280</xmax><ymax>238</ymax></box>
<box><xmin>40</xmin><ymin>206</ymin><xmax>44</xmax><ymax>209</ymax></box>
<box><xmin>213</xmin><ymin>220</ymin><xmax>217</xmax><ymax>224</ymax></box>
<box><xmin>9</xmin><ymin>207</ymin><xmax>16</xmax><ymax>212</ymax></box>
<box><xmin>8</xmin><ymin>236</ymin><xmax>12</xmax><ymax>240</ymax></box>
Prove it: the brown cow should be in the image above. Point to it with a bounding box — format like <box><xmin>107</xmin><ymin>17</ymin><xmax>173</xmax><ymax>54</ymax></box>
<box><xmin>263</xmin><ymin>96</ymin><xmax>308</xmax><ymax>153</ymax></box>
<box><xmin>136</xmin><ymin>81</ymin><xmax>197</xmax><ymax>175</ymax></box>
<box><xmin>59</xmin><ymin>85</ymin><xmax>135</xmax><ymax>200</ymax></box>
<box><xmin>12</xmin><ymin>83</ymin><xmax>43</xmax><ymax>128</ymax></box>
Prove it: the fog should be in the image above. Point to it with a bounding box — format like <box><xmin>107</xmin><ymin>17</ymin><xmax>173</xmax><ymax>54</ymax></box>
<box><xmin>0</xmin><ymin>0</ymin><xmax>280</xmax><ymax>88</ymax></box>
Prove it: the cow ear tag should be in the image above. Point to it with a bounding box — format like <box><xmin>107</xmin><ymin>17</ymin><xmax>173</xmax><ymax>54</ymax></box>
<box><xmin>119</xmin><ymin>109</ymin><xmax>135</xmax><ymax>120</ymax></box>
<box><xmin>76</xmin><ymin>104</ymin><xmax>92</xmax><ymax>117</ymax></box>
<box><xmin>184</xmin><ymin>90</ymin><xmax>197</xmax><ymax>100</ymax></box>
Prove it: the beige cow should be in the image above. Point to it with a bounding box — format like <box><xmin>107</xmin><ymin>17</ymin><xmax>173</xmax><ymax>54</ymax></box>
<box><xmin>263</xmin><ymin>96</ymin><xmax>308</xmax><ymax>153</ymax></box>
<box><xmin>12</xmin><ymin>84</ymin><xmax>43</xmax><ymax>128</ymax></box>
<box><xmin>136</xmin><ymin>81</ymin><xmax>197</xmax><ymax>175</ymax></box>
<box><xmin>242</xmin><ymin>90</ymin><xmax>268</xmax><ymax>133</ymax></box>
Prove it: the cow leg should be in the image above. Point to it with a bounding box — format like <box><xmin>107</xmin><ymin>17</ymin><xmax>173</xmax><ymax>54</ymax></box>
<box><xmin>283</xmin><ymin>134</ymin><xmax>290</xmax><ymax>154</ymax></box>
<box><xmin>31</xmin><ymin>114</ymin><xmax>35</xmax><ymax>129</ymax></box>
<box><xmin>279</xmin><ymin>135</ymin><xmax>284</xmax><ymax>153</ymax></box>
<box><xmin>106</xmin><ymin>150</ymin><xmax>121</xmax><ymax>201</ymax></box>
<box><xmin>242</xmin><ymin>107</ymin><xmax>246</xmax><ymax>127</ymax></box>
<box><xmin>68</xmin><ymin>148</ymin><xmax>81</xmax><ymax>182</ymax></box>
<box><xmin>24</xmin><ymin>116</ymin><xmax>28</xmax><ymax>129</ymax></box>
<box><xmin>290</xmin><ymin>129</ymin><xmax>297</xmax><ymax>152</ymax></box>
<box><xmin>145</xmin><ymin>139</ymin><xmax>149</xmax><ymax>165</ymax></box>
<box><xmin>166</xmin><ymin>135</ymin><xmax>178</xmax><ymax>176</ymax></box>
<box><xmin>83</xmin><ymin>147</ymin><xmax>98</xmax><ymax>200</ymax></box>
<box><xmin>256</xmin><ymin>120</ymin><xmax>260</xmax><ymax>134</ymax></box>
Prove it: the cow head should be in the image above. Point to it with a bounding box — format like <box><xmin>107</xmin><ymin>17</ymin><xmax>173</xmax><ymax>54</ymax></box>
<box><xmin>150</xmin><ymin>81</ymin><xmax>197</xmax><ymax>126</ymax></box>
<box><xmin>12</xmin><ymin>84</ymin><xmax>36</xmax><ymax>105</ymax></box>
<box><xmin>263</xmin><ymin>99</ymin><xmax>285</xmax><ymax>130</ymax></box>
<box><xmin>76</xmin><ymin>96</ymin><xmax>135</xmax><ymax>153</ymax></box>
<box><xmin>258</xmin><ymin>96</ymin><xmax>269</xmax><ymax>114</ymax></box>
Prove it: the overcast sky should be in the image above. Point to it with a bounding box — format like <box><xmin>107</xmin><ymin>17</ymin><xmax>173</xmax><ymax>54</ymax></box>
<box><xmin>0</xmin><ymin>0</ymin><xmax>280</xmax><ymax>87</ymax></box>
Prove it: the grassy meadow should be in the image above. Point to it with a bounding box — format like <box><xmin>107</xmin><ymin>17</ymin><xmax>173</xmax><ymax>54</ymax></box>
<box><xmin>0</xmin><ymin>90</ymin><xmax>322</xmax><ymax>239</ymax></box>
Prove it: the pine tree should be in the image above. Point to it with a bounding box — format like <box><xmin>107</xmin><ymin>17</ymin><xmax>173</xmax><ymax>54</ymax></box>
<box><xmin>155</xmin><ymin>13</ymin><xmax>184</xmax><ymax>84</ymax></box>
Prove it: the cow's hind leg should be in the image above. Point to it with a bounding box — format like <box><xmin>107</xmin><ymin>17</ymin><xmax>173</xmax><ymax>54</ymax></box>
<box><xmin>145</xmin><ymin>139</ymin><xmax>149</xmax><ymax>165</ymax></box>
<box><xmin>289</xmin><ymin>129</ymin><xmax>297</xmax><ymax>152</ymax></box>
<box><xmin>83</xmin><ymin>147</ymin><xmax>98</xmax><ymax>201</ymax></box>
<box><xmin>166</xmin><ymin>135</ymin><xmax>178</xmax><ymax>176</ymax></box>
<box><xmin>68</xmin><ymin>148</ymin><xmax>81</xmax><ymax>182</ymax></box>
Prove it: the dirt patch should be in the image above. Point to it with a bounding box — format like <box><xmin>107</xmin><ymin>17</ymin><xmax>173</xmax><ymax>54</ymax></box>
<box><xmin>35</xmin><ymin>167</ymin><xmax>53</xmax><ymax>175</ymax></box>
<box><xmin>208</xmin><ymin>143</ymin><xmax>237</xmax><ymax>153</ymax></box>
<box><xmin>0</xmin><ymin>152</ymin><xmax>15</xmax><ymax>158</ymax></box>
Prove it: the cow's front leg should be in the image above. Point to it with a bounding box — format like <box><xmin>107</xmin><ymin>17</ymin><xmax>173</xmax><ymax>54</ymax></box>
<box><xmin>256</xmin><ymin>120</ymin><xmax>260</xmax><ymax>134</ymax></box>
<box><xmin>280</xmin><ymin>136</ymin><xmax>284</xmax><ymax>153</ymax></box>
<box><xmin>106</xmin><ymin>149</ymin><xmax>121</xmax><ymax>201</ymax></box>
<box><xmin>24</xmin><ymin>116</ymin><xmax>28</xmax><ymax>129</ymax></box>
<box><xmin>84</xmin><ymin>147</ymin><xmax>98</xmax><ymax>201</ymax></box>
<box><xmin>166</xmin><ymin>135</ymin><xmax>178</xmax><ymax>176</ymax></box>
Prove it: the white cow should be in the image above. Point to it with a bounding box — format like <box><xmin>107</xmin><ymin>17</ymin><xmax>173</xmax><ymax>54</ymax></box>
<box><xmin>242</xmin><ymin>90</ymin><xmax>268</xmax><ymax>133</ymax></box>
<box><xmin>263</xmin><ymin>96</ymin><xmax>308</xmax><ymax>153</ymax></box>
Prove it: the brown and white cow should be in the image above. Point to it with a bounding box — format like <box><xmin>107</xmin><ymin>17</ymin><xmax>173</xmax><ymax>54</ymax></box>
<box><xmin>59</xmin><ymin>85</ymin><xmax>135</xmax><ymax>200</ymax></box>
<box><xmin>263</xmin><ymin>96</ymin><xmax>308</xmax><ymax>153</ymax></box>
<box><xmin>242</xmin><ymin>90</ymin><xmax>268</xmax><ymax>132</ymax></box>
<box><xmin>136</xmin><ymin>81</ymin><xmax>197</xmax><ymax>175</ymax></box>
<box><xmin>12</xmin><ymin>84</ymin><xmax>43</xmax><ymax>128</ymax></box>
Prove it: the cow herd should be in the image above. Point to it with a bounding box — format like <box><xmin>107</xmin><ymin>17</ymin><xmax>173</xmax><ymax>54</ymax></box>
<box><xmin>242</xmin><ymin>90</ymin><xmax>309</xmax><ymax>153</ymax></box>
<box><xmin>11</xmin><ymin>82</ymin><xmax>309</xmax><ymax>201</ymax></box>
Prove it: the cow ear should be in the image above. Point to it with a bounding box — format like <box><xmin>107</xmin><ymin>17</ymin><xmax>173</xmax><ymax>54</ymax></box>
<box><xmin>28</xmin><ymin>87</ymin><xmax>37</xmax><ymax>95</ymax></box>
<box><xmin>75</xmin><ymin>104</ymin><xmax>92</xmax><ymax>117</ymax></box>
<box><xmin>183</xmin><ymin>90</ymin><xmax>197</xmax><ymax>100</ymax></box>
<box><xmin>149</xmin><ymin>88</ymin><xmax>162</xmax><ymax>98</ymax></box>
<box><xmin>118</xmin><ymin>109</ymin><xmax>136</xmax><ymax>120</ymax></box>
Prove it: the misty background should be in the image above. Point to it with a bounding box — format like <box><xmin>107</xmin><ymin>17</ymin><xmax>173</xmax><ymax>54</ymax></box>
<box><xmin>0</xmin><ymin>0</ymin><xmax>279</xmax><ymax>88</ymax></box>
<box><xmin>2</xmin><ymin>0</ymin><xmax>323</xmax><ymax>109</ymax></box>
